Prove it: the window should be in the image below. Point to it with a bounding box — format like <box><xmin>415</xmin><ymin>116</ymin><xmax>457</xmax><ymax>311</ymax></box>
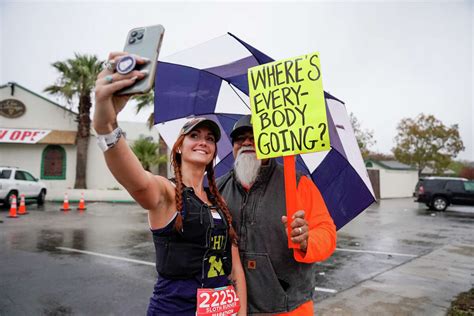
<box><xmin>425</xmin><ymin>180</ymin><xmax>445</xmax><ymax>189</ymax></box>
<box><xmin>0</xmin><ymin>169</ymin><xmax>12</xmax><ymax>179</ymax></box>
<box><xmin>15</xmin><ymin>171</ymin><xmax>26</xmax><ymax>180</ymax></box>
<box><xmin>41</xmin><ymin>145</ymin><xmax>66</xmax><ymax>179</ymax></box>
<box><xmin>464</xmin><ymin>182</ymin><xmax>474</xmax><ymax>192</ymax></box>
<box><xmin>23</xmin><ymin>171</ymin><xmax>36</xmax><ymax>181</ymax></box>
<box><xmin>445</xmin><ymin>181</ymin><xmax>464</xmax><ymax>191</ymax></box>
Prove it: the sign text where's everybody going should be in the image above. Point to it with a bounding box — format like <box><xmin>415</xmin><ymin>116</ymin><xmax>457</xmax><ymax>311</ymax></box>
<box><xmin>248</xmin><ymin>52</ymin><xmax>330</xmax><ymax>159</ymax></box>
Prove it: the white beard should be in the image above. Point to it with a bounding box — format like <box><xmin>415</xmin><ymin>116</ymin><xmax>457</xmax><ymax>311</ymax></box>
<box><xmin>234</xmin><ymin>146</ymin><xmax>262</xmax><ymax>187</ymax></box>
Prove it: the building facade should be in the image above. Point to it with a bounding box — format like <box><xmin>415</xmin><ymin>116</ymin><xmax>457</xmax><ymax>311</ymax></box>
<box><xmin>0</xmin><ymin>82</ymin><xmax>161</xmax><ymax>195</ymax></box>
<box><xmin>365</xmin><ymin>160</ymin><xmax>419</xmax><ymax>198</ymax></box>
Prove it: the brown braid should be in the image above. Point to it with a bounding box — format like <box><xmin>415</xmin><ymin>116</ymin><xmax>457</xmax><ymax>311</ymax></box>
<box><xmin>206</xmin><ymin>165</ymin><xmax>238</xmax><ymax>245</ymax></box>
<box><xmin>170</xmin><ymin>135</ymin><xmax>185</xmax><ymax>232</ymax></box>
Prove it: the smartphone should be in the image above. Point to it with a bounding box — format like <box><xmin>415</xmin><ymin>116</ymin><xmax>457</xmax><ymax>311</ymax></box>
<box><xmin>116</xmin><ymin>24</ymin><xmax>165</xmax><ymax>95</ymax></box>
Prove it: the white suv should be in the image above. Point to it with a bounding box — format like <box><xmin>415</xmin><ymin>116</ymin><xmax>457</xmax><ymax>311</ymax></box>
<box><xmin>0</xmin><ymin>166</ymin><xmax>47</xmax><ymax>207</ymax></box>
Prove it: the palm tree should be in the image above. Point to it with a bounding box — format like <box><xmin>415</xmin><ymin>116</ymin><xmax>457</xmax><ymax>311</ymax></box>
<box><xmin>44</xmin><ymin>53</ymin><xmax>103</xmax><ymax>189</ymax></box>
<box><xmin>133</xmin><ymin>91</ymin><xmax>155</xmax><ymax>129</ymax></box>
<box><xmin>131</xmin><ymin>136</ymin><xmax>167</xmax><ymax>172</ymax></box>
<box><xmin>133</xmin><ymin>91</ymin><xmax>168</xmax><ymax>176</ymax></box>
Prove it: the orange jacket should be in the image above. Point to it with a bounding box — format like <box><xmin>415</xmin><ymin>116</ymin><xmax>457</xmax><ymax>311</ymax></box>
<box><xmin>293</xmin><ymin>175</ymin><xmax>337</xmax><ymax>263</ymax></box>
<box><xmin>282</xmin><ymin>175</ymin><xmax>336</xmax><ymax>315</ymax></box>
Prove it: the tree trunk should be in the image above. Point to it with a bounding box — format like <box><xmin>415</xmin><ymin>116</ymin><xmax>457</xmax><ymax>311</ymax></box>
<box><xmin>74</xmin><ymin>92</ymin><xmax>92</xmax><ymax>189</ymax></box>
<box><xmin>158</xmin><ymin>136</ymin><xmax>168</xmax><ymax>177</ymax></box>
<box><xmin>75</xmin><ymin>135</ymin><xmax>89</xmax><ymax>188</ymax></box>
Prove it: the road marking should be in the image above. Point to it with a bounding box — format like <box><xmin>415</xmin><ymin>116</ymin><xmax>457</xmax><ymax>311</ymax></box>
<box><xmin>336</xmin><ymin>248</ymin><xmax>417</xmax><ymax>257</ymax></box>
<box><xmin>314</xmin><ymin>287</ymin><xmax>337</xmax><ymax>293</ymax></box>
<box><xmin>59</xmin><ymin>246</ymin><xmax>341</xmax><ymax>294</ymax></box>
<box><xmin>56</xmin><ymin>245</ymin><xmax>415</xmax><ymax>296</ymax></box>
<box><xmin>56</xmin><ymin>247</ymin><xmax>155</xmax><ymax>266</ymax></box>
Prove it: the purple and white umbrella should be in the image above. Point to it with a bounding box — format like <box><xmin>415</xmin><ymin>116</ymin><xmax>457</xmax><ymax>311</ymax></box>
<box><xmin>154</xmin><ymin>33</ymin><xmax>375</xmax><ymax>229</ymax></box>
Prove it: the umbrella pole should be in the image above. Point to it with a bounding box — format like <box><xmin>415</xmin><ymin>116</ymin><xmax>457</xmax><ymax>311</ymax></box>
<box><xmin>283</xmin><ymin>155</ymin><xmax>298</xmax><ymax>249</ymax></box>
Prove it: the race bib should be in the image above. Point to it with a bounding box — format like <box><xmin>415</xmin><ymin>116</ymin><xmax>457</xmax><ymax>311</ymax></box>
<box><xmin>196</xmin><ymin>285</ymin><xmax>240</xmax><ymax>316</ymax></box>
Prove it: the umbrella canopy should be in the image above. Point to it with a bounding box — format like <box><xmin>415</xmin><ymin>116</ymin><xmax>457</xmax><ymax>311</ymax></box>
<box><xmin>154</xmin><ymin>33</ymin><xmax>375</xmax><ymax>229</ymax></box>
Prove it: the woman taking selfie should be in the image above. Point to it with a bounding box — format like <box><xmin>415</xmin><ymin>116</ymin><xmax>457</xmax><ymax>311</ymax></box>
<box><xmin>93</xmin><ymin>52</ymin><xmax>246</xmax><ymax>315</ymax></box>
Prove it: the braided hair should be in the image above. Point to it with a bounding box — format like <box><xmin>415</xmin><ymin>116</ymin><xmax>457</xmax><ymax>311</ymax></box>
<box><xmin>170</xmin><ymin>134</ymin><xmax>238</xmax><ymax>245</ymax></box>
<box><xmin>206</xmin><ymin>164</ymin><xmax>238</xmax><ymax>244</ymax></box>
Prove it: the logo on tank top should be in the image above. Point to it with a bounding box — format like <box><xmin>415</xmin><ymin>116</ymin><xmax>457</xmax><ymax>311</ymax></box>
<box><xmin>207</xmin><ymin>234</ymin><xmax>225</xmax><ymax>278</ymax></box>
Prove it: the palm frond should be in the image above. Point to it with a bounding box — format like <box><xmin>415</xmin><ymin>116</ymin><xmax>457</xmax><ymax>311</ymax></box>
<box><xmin>44</xmin><ymin>53</ymin><xmax>103</xmax><ymax>102</ymax></box>
<box><xmin>133</xmin><ymin>91</ymin><xmax>154</xmax><ymax>114</ymax></box>
<box><xmin>147</xmin><ymin>113</ymin><xmax>155</xmax><ymax>130</ymax></box>
<box><xmin>131</xmin><ymin>136</ymin><xmax>167</xmax><ymax>171</ymax></box>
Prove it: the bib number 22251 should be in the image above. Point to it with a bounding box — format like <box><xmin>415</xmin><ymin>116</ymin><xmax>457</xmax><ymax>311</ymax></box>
<box><xmin>196</xmin><ymin>285</ymin><xmax>240</xmax><ymax>315</ymax></box>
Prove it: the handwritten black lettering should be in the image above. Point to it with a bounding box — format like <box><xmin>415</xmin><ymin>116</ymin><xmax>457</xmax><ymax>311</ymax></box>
<box><xmin>284</xmin><ymin>60</ymin><xmax>295</xmax><ymax>83</ymax></box>
<box><xmin>294</xmin><ymin>58</ymin><xmax>304</xmax><ymax>83</ymax></box>
<box><xmin>252</xmin><ymin>53</ymin><xmax>326</xmax><ymax>157</ymax></box>
<box><xmin>250</xmin><ymin>69</ymin><xmax>267</xmax><ymax>90</ymax></box>
<box><xmin>253</xmin><ymin>93</ymin><xmax>264</xmax><ymax>114</ymax></box>
<box><xmin>259</xmin><ymin>112</ymin><xmax>271</xmax><ymax>130</ymax></box>
<box><xmin>308</xmin><ymin>54</ymin><xmax>320</xmax><ymax>81</ymax></box>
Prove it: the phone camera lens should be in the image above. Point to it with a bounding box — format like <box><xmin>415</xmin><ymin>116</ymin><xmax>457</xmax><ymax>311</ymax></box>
<box><xmin>129</xmin><ymin>38</ymin><xmax>136</xmax><ymax>44</ymax></box>
<box><xmin>131</xmin><ymin>31</ymin><xmax>138</xmax><ymax>37</ymax></box>
<box><xmin>137</xmin><ymin>33</ymin><xmax>144</xmax><ymax>40</ymax></box>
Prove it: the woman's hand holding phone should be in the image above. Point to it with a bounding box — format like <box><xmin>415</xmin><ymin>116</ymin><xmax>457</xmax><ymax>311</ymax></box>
<box><xmin>93</xmin><ymin>52</ymin><xmax>148</xmax><ymax>134</ymax></box>
<box><xmin>93</xmin><ymin>24</ymin><xmax>164</xmax><ymax>134</ymax></box>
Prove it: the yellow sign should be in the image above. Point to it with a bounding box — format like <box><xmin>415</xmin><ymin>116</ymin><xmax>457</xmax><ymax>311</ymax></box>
<box><xmin>248</xmin><ymin>52</ymin><xmax>330</xmax><ymax>159</ymax></box>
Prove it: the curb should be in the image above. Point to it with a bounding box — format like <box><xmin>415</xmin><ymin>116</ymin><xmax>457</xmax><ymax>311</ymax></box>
<box><xmin>50</xmin><ymin>199</ymin><xmax>135</xmax><ymax>204</ymax></box>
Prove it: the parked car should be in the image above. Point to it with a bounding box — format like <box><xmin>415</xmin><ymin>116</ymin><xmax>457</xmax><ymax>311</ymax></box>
<box><xmin>0</xmin><ymin>166</ymin><xmax>47</xmax><ymax>207</ymax></box>
<box><xmin>414</xmin><ymin>176</ymin><xmax>474</xmax><ymax>211</ymax></box>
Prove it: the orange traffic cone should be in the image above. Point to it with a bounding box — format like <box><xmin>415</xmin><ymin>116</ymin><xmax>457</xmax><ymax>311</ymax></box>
<box><xmin>60</xmin><ymin>193</ymin><xmax>71</xmax><ymax>211</ymax></box>
<box><xmin>18</xmin><ymin>194</ymin><xmax>28</xmax><ymax>215</ymax></box>
<box><xmin>8</xmin><ymin>195</ymin><xmax>18</xmax><ymax>218</ymax></box>
<box><xmin>77</xmin><ymin>192</ymin><xmax>87</xmax><ymax>211</ymax></box>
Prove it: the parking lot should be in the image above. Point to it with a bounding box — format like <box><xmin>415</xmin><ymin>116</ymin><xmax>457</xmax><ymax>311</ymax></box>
<box><xmin>1</xmin><ymin>198</ymin><xmax>473</xmax><ymax>315</ymax></box>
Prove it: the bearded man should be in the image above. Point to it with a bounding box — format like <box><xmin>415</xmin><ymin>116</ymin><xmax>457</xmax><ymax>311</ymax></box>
<box><xmin>217</xmin><ymin>115</ymin><xmax>337</xmax><ymax>315</ymax></box>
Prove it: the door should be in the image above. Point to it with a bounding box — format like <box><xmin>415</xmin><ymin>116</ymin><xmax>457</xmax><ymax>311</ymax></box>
<box><xmin>445</xmin><ymin>180</ymin><xmax>467</xmax><ymax>205</ymax></box>
<box><xmin>14</xmin><ymin>170</ymin><xmax>31</xmax><ymax>197</ymax></box>
<box><xmin>461</xmin><ymin>181</ymin><xmax>474</xmax><ymax>206</ymax></box>
<box><xmin>23</xmin><ymin>171</ymin><xmax>40</xmax><ymax>197</ymax></box>
<box><xmin>367</xmin><ymin>169</ymin><xmax>380</xmax><ymax>201</ymax></box>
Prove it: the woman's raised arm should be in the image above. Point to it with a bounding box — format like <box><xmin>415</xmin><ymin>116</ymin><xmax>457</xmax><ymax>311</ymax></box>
<box><xmin>93</xmin><ymin>52</ymin><xmax>172</xmax><ymax>211</ymax></box>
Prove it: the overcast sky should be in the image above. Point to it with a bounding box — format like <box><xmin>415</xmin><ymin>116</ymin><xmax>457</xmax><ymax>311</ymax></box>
<box><xmin>1</xmin><ymin>0</ymin><xmax>472</xmax><ymax>160</ymax></box>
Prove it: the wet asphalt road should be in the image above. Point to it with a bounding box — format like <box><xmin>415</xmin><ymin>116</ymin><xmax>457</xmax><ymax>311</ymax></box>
<box><xmin>0</xmin><ymin>198</ymin><xmax>473</xmax><ymax>315</ymax></box>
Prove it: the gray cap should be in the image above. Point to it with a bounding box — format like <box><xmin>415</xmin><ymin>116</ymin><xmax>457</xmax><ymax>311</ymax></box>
<box><xmin>180</xmin><ymin>117</ymin><xmax>221</xmax><ymax>142</ymax></box>
<box><xmin>230</xmin><ymin>115</ymin><xmax>253</xmax><ymax>140</ymax></box>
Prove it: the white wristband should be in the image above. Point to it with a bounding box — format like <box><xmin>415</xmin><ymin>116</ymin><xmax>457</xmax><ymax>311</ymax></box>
<box><xmin>96</xmin><ymin>127</ymin><xmax>123</xmax><ymax>152</ymax></box>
